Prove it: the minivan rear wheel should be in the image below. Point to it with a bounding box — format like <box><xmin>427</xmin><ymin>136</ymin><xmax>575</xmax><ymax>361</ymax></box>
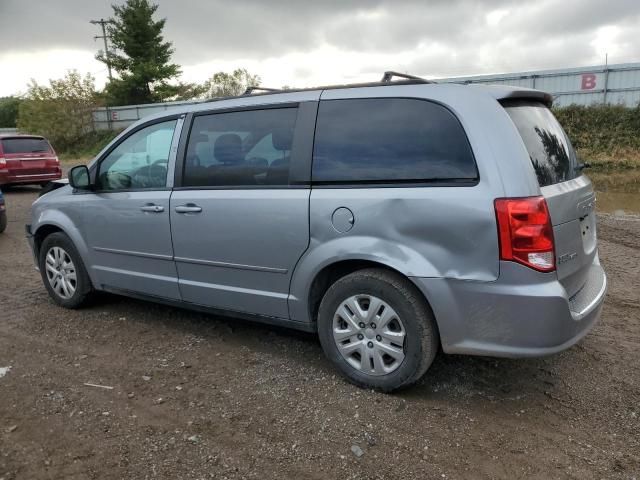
<box><xmin>39</xmin><ymin>232</ymin><xmax>93</xmax><ymax>308</ymax></box>
<box><xmin>317</xmin><ymin>268</ymin><xmax>439</xmax><ymax>392</ymax></box>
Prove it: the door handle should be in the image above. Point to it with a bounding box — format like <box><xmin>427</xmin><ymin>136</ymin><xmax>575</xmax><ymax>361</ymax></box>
<box><xmin>175</xmin><ymin>204</ymin><xmax>202</xmax><ymax>214</ymax></box>
<box><xmin>140</xmin><ymin>204</ymin><xmax>165</xmax><ymax>213</ymax></box>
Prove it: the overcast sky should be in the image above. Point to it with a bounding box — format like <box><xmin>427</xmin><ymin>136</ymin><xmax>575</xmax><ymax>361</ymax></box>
<box><xmin>0</xmin><ymin>0</ymin><xmax>638</xmax><ymax>97</ymax></box>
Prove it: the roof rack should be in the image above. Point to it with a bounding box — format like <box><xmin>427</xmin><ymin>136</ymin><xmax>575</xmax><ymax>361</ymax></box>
<box><xmin>207</xmin><ymin>72</ymin><xmax>435</xmax><ymax>102</ymax></box>
<box><xmin>243</xmin><ymin>86</ymin><xmax>282</xmax><ymax>95</ymax></box>
<box><xmin>380</xmin><ymin>71</ymin><xmax>436</xmax><ymax>84</ymax></box>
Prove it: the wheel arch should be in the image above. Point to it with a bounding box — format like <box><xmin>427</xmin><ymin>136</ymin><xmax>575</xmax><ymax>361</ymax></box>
<box><xmin>32</xmin><ymin>217</ymin><xmax>96</xmax><ymax>286</ymax></box>
<box><xmin>33</xmin><ymin>224</ymin><xmax>64</xmax><ymax>259</ymax></box>
<box><xmin>288</xmin><ymin>235</ymin><xmax>443</xmax><ymax>325</ymax></box>
<box><xmin>298</xmin><ymin>258</ymin><xmax>437</xmax><ymax>334</ymax></box>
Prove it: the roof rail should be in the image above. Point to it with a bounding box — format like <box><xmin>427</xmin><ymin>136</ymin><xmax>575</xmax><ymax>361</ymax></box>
<box><xmin>244</xmin><ymin>86</ymin><xmax>282</xmax><ymax>95</ymax></box>
<box><xmin>380</xmin><ymin>71</ymin><xmax>436</xmax><ymax>84</ymax></box>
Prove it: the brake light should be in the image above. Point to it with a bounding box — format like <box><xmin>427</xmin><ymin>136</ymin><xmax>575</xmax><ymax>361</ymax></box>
<box><xmin>0</xmin><ymin>157</ymin><xmax>5</xmax><ymax>168</ymax></box>
<box><xmin>494</xmin><ymin>196</ymin><xmax>555</xmax><ymax>272</ymax></box>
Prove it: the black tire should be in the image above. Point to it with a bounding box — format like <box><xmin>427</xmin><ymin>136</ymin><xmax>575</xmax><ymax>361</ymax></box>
<box><xmin>0</xmin><ymin>211</ymin><xmax>6</xmax><ymax>233</ymax></box>
<box><xmin>317</xmin><ymin>268</ymin><xmax>439</xmax><ymax>392</ymax></box>
<box><xmin>40</xmin><ymin>182</ymin><xmax>49</xmax><ymax>188</ymax></box>
<box><xmin>38</xmin><ymin>232</ymin><xmax>93</xmax><ymax>308</ymax></box>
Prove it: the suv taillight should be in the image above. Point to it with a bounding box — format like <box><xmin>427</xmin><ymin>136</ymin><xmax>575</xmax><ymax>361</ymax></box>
<box><xmin>494</xmin><ymin>196</ymin><xmax>555</xmax><ymax>272</ymax></box>
<box><xmin>0</xmin><ymin>156</ymin><xmax>5</xmax><ymax>168</ymax></box>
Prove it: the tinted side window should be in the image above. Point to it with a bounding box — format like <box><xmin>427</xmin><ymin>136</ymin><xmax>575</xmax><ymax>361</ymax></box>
<box><xmin>97</xmin><ymin>120</ymin><xmax>176</xmax><ymax>190</ymax></box>
<box><xmin>312</xmin><ymin>98</ymin><xmax>477</xmax><ymax>183</ymax></box>
<box><xmin>504</xmin><ymin>101</ymin><xmax>577</xmax><ymax>187</ymax></box>
<box><xmin>183</xmin><ymin>108</ymin><xmax>298</xmax><ymax>187</ymax></box>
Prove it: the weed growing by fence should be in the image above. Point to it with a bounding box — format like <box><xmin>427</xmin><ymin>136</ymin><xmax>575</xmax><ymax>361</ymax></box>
<box><xmin>554</xmin><ymin>104</ymin><xmax>640</xmax><ymax>170</ymax></box>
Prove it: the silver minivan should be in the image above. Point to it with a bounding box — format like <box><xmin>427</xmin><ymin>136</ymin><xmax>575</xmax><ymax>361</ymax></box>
<box><xmin>27</xmin><ymin>74</ymin><xmax>607</xmax><ymax>391</ymax></box>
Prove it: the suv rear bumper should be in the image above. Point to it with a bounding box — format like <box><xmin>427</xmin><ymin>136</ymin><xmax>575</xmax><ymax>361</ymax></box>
<box><xmin>411</xmin><ymin>258</ymin><xmax>606</xmax><ymax>358</ymax></box>
<box><xmin>0</xmin><ymin>169</ymin><xmax>62</xmax><ymax>185</ymax></box>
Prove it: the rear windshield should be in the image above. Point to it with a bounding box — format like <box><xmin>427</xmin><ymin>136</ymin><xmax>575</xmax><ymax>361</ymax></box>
<box><xmin>1</xmin><ymin>137</ymin><xmax>51</xmax><ymax>154</ymax></box>
<box><xmin>503</xmin><ymin>101</ymin><xmax>578</xmax><ymax>187</ymax></box>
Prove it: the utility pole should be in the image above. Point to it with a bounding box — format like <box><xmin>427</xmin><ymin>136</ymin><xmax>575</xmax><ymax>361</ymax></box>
<box><xmin>90</xmin><ymin>18</ymin><xmax>113</xmax><ymax>82</ymax></box>
<box><xmin>90</xmin><ymin>18</ymin><xmax>113</xmax><ymax>130</ymax></box>
<box><xmin>603</xmin><ymin>52</ymin><xmax>610</xmax><ymax>105</ymax></box>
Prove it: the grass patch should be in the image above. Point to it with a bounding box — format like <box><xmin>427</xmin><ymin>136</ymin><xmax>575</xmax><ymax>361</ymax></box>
<box><xmin>554</xmin><ymin>104</ymin><xmax>640</xmax><ymax>171</ymax></box>
<box><xmin>578</xmin><ymin>147</ymin><xmax>640</xmax><ymax>171</ymax></box>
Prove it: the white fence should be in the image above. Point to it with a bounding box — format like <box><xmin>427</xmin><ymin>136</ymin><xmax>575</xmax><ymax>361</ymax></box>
<box><xmin>93</xmin><ymin>98</ymin><xmax>206</xmax><ymax>131</ymax></box>
<box><xmin>92</xmin><ymin>62</ymin><xmax>640</xmax><ymax>130</ymax></box>
<box><xmin>438</xmin><ymin>62</ymin><xmax>640</xmax><ymax>107</ymax></box>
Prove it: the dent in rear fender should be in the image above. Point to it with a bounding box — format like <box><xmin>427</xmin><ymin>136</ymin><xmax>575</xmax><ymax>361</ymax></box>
<box><xmin>288</xmin><ymin>235</ymin><xmax>439</xmax><ymax>322</ymax></box>
<box><xmin>289</xmin><ymin>187</ymin><xmax>500</xmax><ymax>323</ymax></box>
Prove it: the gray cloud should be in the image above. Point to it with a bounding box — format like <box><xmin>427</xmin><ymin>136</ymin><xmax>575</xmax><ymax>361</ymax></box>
<box><xmin>0</xmin><ymin>0</ymin><xmax>638</xmax><ymax>83</ymax></box>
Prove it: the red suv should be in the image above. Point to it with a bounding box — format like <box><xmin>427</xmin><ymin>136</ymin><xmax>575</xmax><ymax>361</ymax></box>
<box><xmin>0</xmin><ymin>134</ymin><xmax>62</xmax><ymax>187</ymax></box>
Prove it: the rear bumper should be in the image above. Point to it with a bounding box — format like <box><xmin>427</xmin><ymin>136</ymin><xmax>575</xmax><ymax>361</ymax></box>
<box><xmin>0</xmin><ymin>169</ymin><xmax>62</xmax><ymax>185</ymax></box>
<box><xmin>411</xmin><ymin>258</ymin><xmax>606</xmax><ymax>358</ymax></box>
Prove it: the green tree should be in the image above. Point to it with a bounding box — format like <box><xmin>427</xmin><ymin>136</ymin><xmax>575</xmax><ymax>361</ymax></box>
<box><xmin>0</xmin><ymin>97</ymin><xmax>22</xmax><ymax>128</ymax></box>
<box><xmin>201</xmin><ymin>68</ymin><xmax>261</xmax><ymax>98</ymax></box>
<box><xmin>17</xmin><ymin>71</ymin><xmax>99</xmax><ymax>150</ymax></box>
<box><xmin>98</xmin><ymin>0</ymin><xmax>181</xmax><ymax>105</ymax></box>
<box><xmin>168</xmin><ymin>81</ymin><xmax>208</xmax><ymax>101</ymax></box>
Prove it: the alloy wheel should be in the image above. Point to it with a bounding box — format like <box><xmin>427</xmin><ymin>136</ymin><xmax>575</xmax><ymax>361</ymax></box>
<box><xmin>45</xmin><ymin>246</ymin><xmax>77</xmax><ymax>300</ymax></box>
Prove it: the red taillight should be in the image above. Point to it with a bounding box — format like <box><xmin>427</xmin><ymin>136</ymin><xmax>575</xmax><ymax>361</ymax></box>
<box><xmin>494</xmin><ymin>196</ymin><xmax>555</xmax><ymax>272</ymax></box>
<box><xmin>0</xmin><ymin>156</ymin><xmax>5</xmax><ymax>168</ymax></box>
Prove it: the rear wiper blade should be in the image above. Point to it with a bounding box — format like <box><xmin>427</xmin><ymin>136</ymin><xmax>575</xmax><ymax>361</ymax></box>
<box><xmin>575</xmin><ymin>162</ymin><xmax>591</xmax><ymax>171</ymax></box>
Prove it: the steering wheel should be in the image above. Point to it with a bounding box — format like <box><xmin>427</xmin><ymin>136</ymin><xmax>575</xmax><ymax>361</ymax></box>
<box><xmin>132</xmin><ymin>159</ymin><xmax>168</xmax><ymax>188</ymax></box>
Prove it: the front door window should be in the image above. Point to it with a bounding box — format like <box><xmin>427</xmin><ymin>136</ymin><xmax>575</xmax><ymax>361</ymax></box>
<box><xmin>97</xmin><ymin>120</ymin><xmax>177</xmax><ymax>190</ymax></box>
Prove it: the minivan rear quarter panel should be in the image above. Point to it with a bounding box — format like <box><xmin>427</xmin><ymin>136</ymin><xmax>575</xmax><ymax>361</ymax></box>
<box><xmin>290</xmin><ymin>84</ymin><xmax>527</xmax><ymax>323</ymax></box>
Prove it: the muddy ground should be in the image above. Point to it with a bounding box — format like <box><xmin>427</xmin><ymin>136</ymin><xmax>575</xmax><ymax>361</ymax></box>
<box><xmin>0</xmin><ymin>185</ymin><xmax>638</xmax><ymax>480</ymax></box>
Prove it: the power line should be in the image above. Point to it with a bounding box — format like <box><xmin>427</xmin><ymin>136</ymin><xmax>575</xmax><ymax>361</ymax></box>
<box><xmin>90</xmin><ymin>18</ymin><xmax>113</xmax><ymax>82</ymax></box>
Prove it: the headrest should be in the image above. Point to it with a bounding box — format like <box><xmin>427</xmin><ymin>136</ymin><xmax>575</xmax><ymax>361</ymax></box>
<box><xmin>214</xmin><ymin>134</ymin><xmax>243</xmax><ymax>164</ymax></box>
<box><xmin>272</xmin><ymin>128</ymin><xmax>293</xmax><ymax>151</ymax></box>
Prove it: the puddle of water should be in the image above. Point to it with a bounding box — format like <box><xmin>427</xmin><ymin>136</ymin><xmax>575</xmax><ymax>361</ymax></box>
<box><xmin>588</xmin><ymin>170</ymin><xmax>640</xmax><ymax>215</ymax></box>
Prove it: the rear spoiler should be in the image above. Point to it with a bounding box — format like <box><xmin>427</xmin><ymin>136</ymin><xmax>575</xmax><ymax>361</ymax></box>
<box><xmin>470</xmin><ymin>85</ymin><xmax>554</xmax><ymax>108</ymax></box>
<box><xmin>498</xmin><ymin>90</ymin><xmax>554</xmax><ymax>108</ymax></box>
<box><xmin>0</xmin><ymin>135</ymin><xmax>46</xmax><ymax>141</ymax></box>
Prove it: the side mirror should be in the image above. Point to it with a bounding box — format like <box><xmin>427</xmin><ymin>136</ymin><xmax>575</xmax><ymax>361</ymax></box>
<box><xmin>69</xmin><ymin>165</ymin><xmax>91</xmax><ymax>190</ymax></box>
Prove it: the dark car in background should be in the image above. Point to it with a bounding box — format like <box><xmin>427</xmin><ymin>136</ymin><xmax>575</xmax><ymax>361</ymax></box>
<box><xmin>0</xmin><ymin>134</ymin><xmax>62</xmax><ymax>187</ymax></box>
<box><xmin>0</xmin><ymin>189</ymin><xmax>6</xmax><ymax>233</ymax></box>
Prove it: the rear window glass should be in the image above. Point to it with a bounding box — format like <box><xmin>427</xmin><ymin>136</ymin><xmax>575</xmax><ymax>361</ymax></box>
<box><xmin>504</xmin><ymin>101</ymin><xmax>578</xmax><ymax>187</ymax></box>
<box><xmin>1</xmin><ymin>137</ymin><xmax>51</xmax><ymax>154</ymax></box>
<box><xmin>312</xmin><ymin>98</ymin><xmax>478</xmax><ymax>184</ymax></box>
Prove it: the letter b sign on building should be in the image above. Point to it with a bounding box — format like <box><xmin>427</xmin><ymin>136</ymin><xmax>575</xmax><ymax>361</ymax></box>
<box><xmin>581</xmin><ymin>73</ymin><xmax>597</xmax><ymax>90</ymax></box>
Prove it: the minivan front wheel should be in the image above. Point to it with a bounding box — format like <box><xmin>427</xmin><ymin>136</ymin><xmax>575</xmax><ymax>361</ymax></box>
<box><xmin>317</xmin><ymin>268</ymin><xmax>439</xmax><ymax>392</ymax></box>
<box><xmin>39</xmin><ymin>232</ymin><xmax>92</xmax><ymax>308</ymax></box>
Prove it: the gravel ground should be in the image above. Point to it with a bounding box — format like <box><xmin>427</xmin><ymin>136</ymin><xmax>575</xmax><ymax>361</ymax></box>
<box><xmin>0</xmin><ymin>185</ymin><xmax>638</xmax><ymax>480</ymax></box>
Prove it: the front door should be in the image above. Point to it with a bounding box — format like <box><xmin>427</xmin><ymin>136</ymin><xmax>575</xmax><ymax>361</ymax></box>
<box><xmin>80</xmin><ymin>118</ymin><xmax>181</xmax><ymax>299</ymax></box>
<box><xmin>170</xmin><ymin>106</ymin><xmax>311</xmax><ymax>319</ymax></box>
